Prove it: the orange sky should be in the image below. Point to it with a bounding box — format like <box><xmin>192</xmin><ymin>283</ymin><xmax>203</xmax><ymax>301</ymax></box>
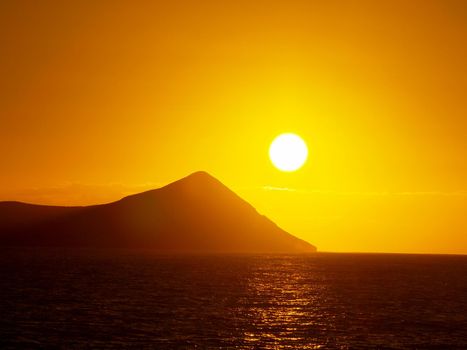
<box><xmin>1</xmin><ymin>0</ymin><xmax>466</xmax><ymax>254</ymax></box>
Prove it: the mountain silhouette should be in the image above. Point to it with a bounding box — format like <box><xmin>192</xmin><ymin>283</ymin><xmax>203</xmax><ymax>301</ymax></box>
<box><xmin>0</xmin><ymin>172</ymin><xmax>316</xmax><ymax>253</ymax></box>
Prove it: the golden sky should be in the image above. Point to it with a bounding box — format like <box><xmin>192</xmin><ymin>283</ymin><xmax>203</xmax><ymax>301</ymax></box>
<box><xmin>1</xmin><ymin>0</ymin><xmax>466</xmax><ymax>254</ymax></box>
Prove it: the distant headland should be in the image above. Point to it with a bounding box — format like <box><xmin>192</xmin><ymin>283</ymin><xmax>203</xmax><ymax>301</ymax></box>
<box><xmin>0</xmin><ymin>171</ymin><xmax>316</xmax><ymax>253</ymax></box>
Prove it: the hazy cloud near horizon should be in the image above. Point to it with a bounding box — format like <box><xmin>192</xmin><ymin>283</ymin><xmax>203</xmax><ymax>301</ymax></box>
<box><xmin>2</xmin><ymin>182</ymin><xmax>466</xmax><ymax>206</ymax></box>
<box><xmin>0</xmin><ymin>182</ymin><xmax>162</xmax><ymax>206</ymax></box>
<box><xmin>261</xmin><ymin>185</ymin><xmax>467</xmax><ymax>197</ymax></box>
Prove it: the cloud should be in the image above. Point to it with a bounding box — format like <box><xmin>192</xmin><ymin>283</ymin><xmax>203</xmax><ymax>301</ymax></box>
<box><xmin>262</xmin><ymin>185</ymin><xmax>297</xmax><ymax>192</ymax></box>
<box><xmin>2</xmin><ymin>181</ymin><xmax>466</xmax><ymax>207</ymax></box>
<box><xmin>261</xmin><ymin>186</ymin><xmax>467</xmax><ymax>197</ymax></box>
<box><xmin>0</xmin><ymin>181</ymin><xmax>163</xmax><ymax>206</ymax></box>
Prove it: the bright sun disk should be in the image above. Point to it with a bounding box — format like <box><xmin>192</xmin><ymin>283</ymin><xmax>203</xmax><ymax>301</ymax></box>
<box><xmin>269</xmin><ymin>133</ymin><xmax>308</xmax><ymax>172</ymax></box>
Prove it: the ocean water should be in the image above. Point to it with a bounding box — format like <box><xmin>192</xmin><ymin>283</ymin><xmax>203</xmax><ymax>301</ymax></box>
<box><xmin>0</xmin><ymin>249</ymin><xmax>466</xmax><ymax>349</ymax></box>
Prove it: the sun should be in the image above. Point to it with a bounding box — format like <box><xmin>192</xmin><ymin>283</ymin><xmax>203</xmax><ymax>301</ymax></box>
<box><xmin>269</xmin><ymin>133</ymin><xmax>308</xmax><ymax>172</ymax></box>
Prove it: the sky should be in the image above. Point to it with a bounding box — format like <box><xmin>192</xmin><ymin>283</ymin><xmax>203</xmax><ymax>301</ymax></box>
<box><xmin>0</xmin><ymin>0</ymin><xmax>466</xmax><ymax>254</ymax></box>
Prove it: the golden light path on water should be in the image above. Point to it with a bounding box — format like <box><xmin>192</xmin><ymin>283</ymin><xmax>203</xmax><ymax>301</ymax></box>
<box><xmin>242</xmin><ymin>256</ymin><xmax>326</xmax><ymax>349</ymax></box>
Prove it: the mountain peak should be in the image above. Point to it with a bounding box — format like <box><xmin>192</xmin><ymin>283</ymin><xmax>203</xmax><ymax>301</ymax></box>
<box><xmin>187</xmin><ymin>170</ymin><xmax>214</xmax><ymax>178</ymax></box>
<box><xmin>181</xmin><ymin>171</ymin><xmax>219</xmax><ymax>184</ymax></box>
<box><xmin>162</xmin><ymin>171</ymin><xmax>226</xmax><ymax>193</ymax></box>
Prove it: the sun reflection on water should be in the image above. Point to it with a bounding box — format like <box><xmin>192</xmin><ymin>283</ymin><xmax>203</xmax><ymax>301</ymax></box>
<box><xmin>241</xmin><ymin>256</ymin><xmax>328</xmax><ymax>349</ymax></box>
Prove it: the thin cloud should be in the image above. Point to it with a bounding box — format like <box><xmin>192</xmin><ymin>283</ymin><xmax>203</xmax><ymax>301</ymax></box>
<box><xmin>261</xmin><ymin>186</ymin><xmax>467</xmax><ymax>197</ymax></box>
<box><xmin>262</xmin><ymin>185</ymin><xmax>297</xmax><ymax>192</ymax></box>
<box><xmin>0</xmin><ymin>181</ymin><xmax>163</xmax><ymax>206</ymax></box>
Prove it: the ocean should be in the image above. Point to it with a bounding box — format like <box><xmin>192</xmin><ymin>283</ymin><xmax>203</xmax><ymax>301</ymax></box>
<box><xmin>0</xmin><ymin>249</ymin><xmax>466</xmax><ymax>349</ymax></box>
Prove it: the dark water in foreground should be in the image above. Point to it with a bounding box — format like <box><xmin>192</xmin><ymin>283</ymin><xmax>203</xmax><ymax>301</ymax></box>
<box><xmin>0</xmin><ymin>249</ymin><xmax>466</xmax><ymax>349</ymax></box>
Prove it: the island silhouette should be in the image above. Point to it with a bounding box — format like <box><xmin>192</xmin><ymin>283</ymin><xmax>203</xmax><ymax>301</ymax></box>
<box><xmin>0</xmin><ymin>171</ymin><xmax>316</xmax><ymax>253</ymax></box>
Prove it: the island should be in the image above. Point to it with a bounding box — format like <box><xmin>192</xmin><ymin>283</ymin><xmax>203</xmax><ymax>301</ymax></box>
<box><xmin>0</xmin><ymin>171</ymin><xmax>316</xmax><ymax>253</ymax></box>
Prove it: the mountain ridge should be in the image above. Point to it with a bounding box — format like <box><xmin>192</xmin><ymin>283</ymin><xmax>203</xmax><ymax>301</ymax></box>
<box><xmin>0</xmin><ymin>172</ymin><xmax>316</xmax><ymax>253</ymax></box>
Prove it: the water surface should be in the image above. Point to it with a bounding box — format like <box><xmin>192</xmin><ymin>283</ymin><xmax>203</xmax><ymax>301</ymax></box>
<box><xmin>1</xmin><ymin>249</ymin><xmax>466</xmax><ymax>349</ymax></box>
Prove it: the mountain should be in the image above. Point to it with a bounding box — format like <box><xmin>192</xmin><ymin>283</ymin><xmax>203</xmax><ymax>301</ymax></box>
<box><xmin>0</xmin><ymin>172</ymin><xmax>316</xmax><ymax>253</ymax></box>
